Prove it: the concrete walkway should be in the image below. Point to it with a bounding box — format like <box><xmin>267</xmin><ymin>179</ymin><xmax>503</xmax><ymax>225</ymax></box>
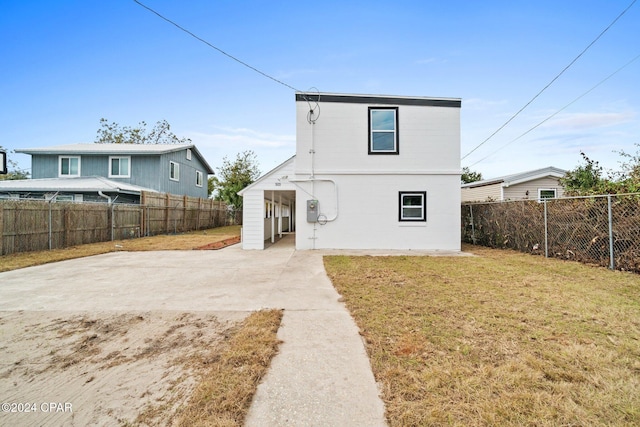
<box><xmin>0</xmin><ymin>234</ymin><xmax>387</xmax><ymax>426</ymax></box>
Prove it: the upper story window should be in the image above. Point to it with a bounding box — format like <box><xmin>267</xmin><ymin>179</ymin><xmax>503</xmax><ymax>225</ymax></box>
<box><xmin>196</xmin><ymin>170</ymin><xmax>203</xmax><ymax>187</ymax></box>
<box><xmin>399</xmin><ymin>191</ymin><xmax>426</xmax><ymax>222</ymax></box>
<box><xmin>109</xmin><ymin>156</ymin><xmax>130</xmax><ymax>178</ymax></box>
<box><xmin>369</xmin><ymin>107</ymin><xmax>399</xmax><ymax>154</ymax></box>
<box><xmin>170</xmin><ymin>161</ymin><xmax>180</xmax><ymax>181</ymax></box>
<box><xmin>59</xmin><ymin>156</ymin><xmax>80</xmax><ymax>177</ymax></box>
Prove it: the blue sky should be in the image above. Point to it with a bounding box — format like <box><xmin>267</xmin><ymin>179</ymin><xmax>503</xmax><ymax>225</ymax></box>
<box><xmin>1</xmin><ymin>0</ymin><xmax>638</xmax><ymax>179</ymax></box>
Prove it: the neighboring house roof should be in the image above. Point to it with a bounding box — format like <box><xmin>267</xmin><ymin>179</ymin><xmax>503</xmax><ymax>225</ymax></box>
<box><xmin>0</xmin><ymin>176</ymin><xmax>158</xmax><ymax>195</ymax></box>
<box><xmin>238</xmin><ymin>155</ymin><xmax>296</xmax><ymax>196</ymax></box>
<box><xmin>461</xmin><ymin>166</ymin><xmax>567</xmax><ymax>189</ymax></box>
<box><xmin>16</xmin><ymin>143</ymin><xmax>215</xmax><ymax>174</ymax></box>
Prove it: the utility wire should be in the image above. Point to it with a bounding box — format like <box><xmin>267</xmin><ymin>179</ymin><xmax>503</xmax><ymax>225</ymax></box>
<box><xmin>467</xmin><ymin>52</ymin><xmax>640</xmax><ymax>168</ymax></box>
<box><xmin>132</xmin><ymin>0</ymin><xmax>301</xmax><ymax>92</ymax></box>
<box><xmin>461</xmin><ymin>0</ymin><xmax>637</xmax><ymax>161</ymax></box>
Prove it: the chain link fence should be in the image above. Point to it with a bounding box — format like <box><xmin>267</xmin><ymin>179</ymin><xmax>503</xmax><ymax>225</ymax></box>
<box><xmin>0</xmin><ymin>199</ymin><xmax>241</xmax><ymax>256</ymax></box>
<box><xmin>462</xmin><ymin>193</ymin><xmax>640</xmax><ymax>273</ymax></box>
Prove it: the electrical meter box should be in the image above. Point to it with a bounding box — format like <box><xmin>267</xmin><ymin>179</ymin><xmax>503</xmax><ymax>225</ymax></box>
<box><xmin>306</xmin><ymin>199</ymin><xmax>319</xmax><ymax>222</ymax></box>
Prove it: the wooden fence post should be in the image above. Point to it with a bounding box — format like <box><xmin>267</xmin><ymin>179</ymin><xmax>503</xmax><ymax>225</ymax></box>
<box><xmin>140</xmin><ymin>191</ymin><xmax>146</xmax><ymax>236</ymax></box>
<box><xmin>196</xmin><ymin>198</ymin><xmax>202</xmax><ymax>230</ymax></box>
<box><xmin>64</xmin><ymin>207</ymin><xmax>70</xmax><ymax>247</ymax></box>
<box><xmin>165</xmin><ymin>193</ymin><xmax>170</xmax><ymax>234</ymax></box>
<box><xmin>183</xmin><ymin>195</ymin><xmax>188</xmax><ymax>232</ymax></box>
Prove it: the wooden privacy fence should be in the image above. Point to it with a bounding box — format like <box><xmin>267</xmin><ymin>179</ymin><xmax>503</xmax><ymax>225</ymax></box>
<box><xmin>0</xmin><ymin>193</ymin><xmax>240</xmax><ymax>256</ymax></box>
<box><xmin>462</xmin><ymin>193</ymin><xmax>640</xmax><ymax>273</ymax></box>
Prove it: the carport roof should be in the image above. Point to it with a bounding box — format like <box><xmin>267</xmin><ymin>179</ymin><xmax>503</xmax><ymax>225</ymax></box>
<box><xmin>238</xmin><ymin>155</ymin><xmax>296</xmax><ymax>196</ymax></box>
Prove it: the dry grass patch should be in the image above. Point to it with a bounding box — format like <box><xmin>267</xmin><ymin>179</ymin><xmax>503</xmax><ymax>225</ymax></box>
<box><xmin>324</xmin><ymin>245</ymin><xmax>640</xmax><ymax>426</ymax></box>
<box><xmin>1</xmin><ymin>309</ymin><xmax>282</xmax><ymax>426</ymax></box>
<box><xmin>173</xmin><ymin>309</ymin><xmax>283</xmax><ymax>427</ymax></box>
<box><xmin>0</xmin><ymin>225</ymin><xmax>240</xmax><ymax>272</ymax></box>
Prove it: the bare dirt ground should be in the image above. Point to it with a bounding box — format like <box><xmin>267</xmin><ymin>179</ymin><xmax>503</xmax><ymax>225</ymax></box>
<box><xmin>0</xmin><ymin>310</ymin><xmax>247</xmax><ymax>426</ymax></box>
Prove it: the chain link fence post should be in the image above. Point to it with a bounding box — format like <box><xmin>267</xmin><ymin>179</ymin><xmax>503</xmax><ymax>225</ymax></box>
<box><xmin>543</xmin><ymin>200</ymin><xmax>548</xmax><ymax>258</ymax></box>
<box><xmin>608</xmin><ymin>195</ymin><xmax>614</xmax><ymax>270</ymax></box>
<box><xmin>469</xmin><ymin>204</ymin><xmax>476</xmax><ymax>244</ymax></box>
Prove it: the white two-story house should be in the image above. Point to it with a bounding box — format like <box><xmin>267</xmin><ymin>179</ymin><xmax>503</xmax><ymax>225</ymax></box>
<box><xmin>239</xmin><ymin>92</ymin><xmax>461</xmax><ymax>250</ymax></box>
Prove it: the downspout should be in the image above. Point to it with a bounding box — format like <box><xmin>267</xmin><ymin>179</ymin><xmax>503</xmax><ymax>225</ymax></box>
<box><xmin>98</xmin><ymin>191</ymin><xmax>111</xmax><ymax>204</ymax></box>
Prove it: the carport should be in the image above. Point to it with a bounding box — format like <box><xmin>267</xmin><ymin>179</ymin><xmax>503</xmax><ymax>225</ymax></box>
<box><xmin>264</xmin><ymin>189</ymin><xmax>296</xmax><ymax>245</ymax></box>
<box><xmin>238</xmin><ymin>156</ymin><xmax>298</xmax><ymax>250</ymax></box>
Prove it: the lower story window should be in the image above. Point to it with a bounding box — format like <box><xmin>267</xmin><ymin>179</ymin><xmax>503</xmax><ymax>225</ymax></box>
<box><xmin>399</xmin><ymin>191</ymin><xmax>426</xmax><ymax>222</ymax></box>
<box><xmin>538</xmin><ymin>188</ymin><xmax>556</xmax><ymax>200</ymax></box>
<box><xmin>196</xmin><ymin>170</ymin><xmax>203</xmax><ymax>187</ymax></box>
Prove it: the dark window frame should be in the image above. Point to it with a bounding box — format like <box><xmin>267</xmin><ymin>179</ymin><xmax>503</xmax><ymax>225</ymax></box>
<box><xmin>398</xmin><ymin>191</ymin><xmax>427</xmax><ymax>222</ymax></box>
<box><xmin>368</xmin><ymin>107</ymin><xmax>399</xmax><ymax>155</ymax></box>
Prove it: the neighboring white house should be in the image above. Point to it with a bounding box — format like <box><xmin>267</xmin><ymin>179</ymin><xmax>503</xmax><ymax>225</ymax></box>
<box><xmin>461</xmin><ymin>166</ymin><xmax>567</xmax><ymax>203</ymax></box>
<box><xmin>239</xmin><ymin>92</ymin><xmax>462</xmax><ymax>250</ymax></box>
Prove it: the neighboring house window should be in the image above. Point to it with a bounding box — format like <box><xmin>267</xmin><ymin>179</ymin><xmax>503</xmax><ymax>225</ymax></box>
<box><xmin>170</xmin><ymin>161</ymin><xmax>180</xmax><ymax>181</ymax></box>
<box><xmin>538</xmin><ymin>188</ymin><xmax>556</xmax><ymax>200</ymax></box>
<box><xmin>109</xmin><ymin>156</ymin><xmax>131</xmax><ymax>178</ymax></box>
<box><xmin>196</xmin><ymin>170</ymin><xmax>203</xmax><ymax>187</ymax></box>
<box><xmin>399</xmin><ymin>191</ymin><xmax>426</xmax><ymax>222</ymax></box>
<box><xmin>186</xmin><ymin>149</ymin><xmax>192</xmax><ymax>160</ymax></box>
<box><xmin>59</xmin><ymin>156</ymin><xmax>80</xmax><ymax>177</ymax></box>
<box><xmin>369</xmin><ymin>107</ymin><xmax>399</xmax><ymax>154</ymax></box>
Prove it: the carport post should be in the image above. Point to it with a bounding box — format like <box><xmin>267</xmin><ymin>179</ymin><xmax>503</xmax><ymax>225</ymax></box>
<box><xmin>278</xmin><ymin>194</ymin><xmax>283</xmax><ymax>238</ymax></box>
<box><xmin>271</xmin><ymin>191</ymin><xmax>275</xmax><ymax>243</ymax></box>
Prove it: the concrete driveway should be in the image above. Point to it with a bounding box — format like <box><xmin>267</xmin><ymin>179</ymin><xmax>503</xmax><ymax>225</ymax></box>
<box><xmin>0</xmin><ymin>234</ymin><xmax>387</xmax><ymax>426</ymax></box>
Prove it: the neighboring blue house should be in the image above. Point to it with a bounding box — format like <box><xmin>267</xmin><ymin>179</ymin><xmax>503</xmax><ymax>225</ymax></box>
<box><xmin>0</xmin><ymin>143</ymin><xmax>214</xmax><ymax>203</ymax></box>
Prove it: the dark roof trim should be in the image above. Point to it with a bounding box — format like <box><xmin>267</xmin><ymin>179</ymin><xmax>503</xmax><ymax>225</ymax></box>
<box><xmin>295</xmin><ymin>93</ymin><xmax>461</xmax><ymax>108</ymax></box>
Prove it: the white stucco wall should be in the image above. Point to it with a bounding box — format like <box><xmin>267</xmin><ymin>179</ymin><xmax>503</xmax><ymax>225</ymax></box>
<box><xmin>294</xmin><ymin>174</ymin><xmax>461</xmax><ymax>250</ymax></box>
<box><xmin>293</xmin><ymin>93</ymin><xmax>461</xmax><ymax>250</ymax></box>
<box><xmin>295</xmin><ymin>99</ymin><xmax>460</xmax><ymax>175</ymax></box>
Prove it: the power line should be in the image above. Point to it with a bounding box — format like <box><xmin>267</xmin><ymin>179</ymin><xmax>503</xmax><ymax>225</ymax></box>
<box><xmin>467</xmin><ymin>52</ymin><xmax>640</xmax><ymax>168</ymax></box>
<box><xmin>461</xmin><ymin>0</ymin><xmax>637</xmax><ymax>161</ymax></box>
<box><xmin>132</xmin><ymin>0</ymin><xmax>301</xmax><ymax>92</ymax></box>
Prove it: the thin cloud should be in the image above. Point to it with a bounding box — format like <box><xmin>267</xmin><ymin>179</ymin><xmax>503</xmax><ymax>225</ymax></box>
<box><xmin>542</xmin><ymin>111</ymin><xmax>635</xmax><ymax>130</ymax></box>
<box><xmin>188</xmin><ymin>127</ymin><xmax>295</xmax><ymax>149</ymax></box>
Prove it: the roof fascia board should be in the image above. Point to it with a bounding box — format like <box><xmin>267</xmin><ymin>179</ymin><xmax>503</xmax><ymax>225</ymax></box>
<box><xmin>16</xmin><ymin>143</ymin><xmax>194</xmax><ymax>155</ymax></box>
<box><xmin>16</xmin><ymin>143</ymin><xmax>215</xmax><ymax>174</ymax></box>
<box><xmin>295</xmin><ymin>92</ymin><xmax>461</xmax><ymax>108</ymax></box>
